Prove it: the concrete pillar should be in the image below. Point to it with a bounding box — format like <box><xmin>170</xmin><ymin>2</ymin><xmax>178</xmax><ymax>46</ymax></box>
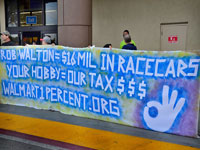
<box><xmin>58</xmin><ymin>0</ymin><xmax>92</xmax><ymax>47</ymax></box>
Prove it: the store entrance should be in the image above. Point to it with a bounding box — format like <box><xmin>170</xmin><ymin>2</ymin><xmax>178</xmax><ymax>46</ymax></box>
<box><xmin>22</xmin><ymin>31</ymin><xmax>41</xmax><ymax>45</ymax></box>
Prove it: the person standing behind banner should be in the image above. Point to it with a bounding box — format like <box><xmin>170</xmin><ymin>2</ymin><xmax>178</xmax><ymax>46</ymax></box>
<box><xmin>122</xmin><ymin>34</ymin><xmax>137</xmax><ymax>50</ymax></box>
<box><xmin>41</xmin><ymin>36</ymin><xmax>51</xmax><ymax>45</ymax></box>
<box><xmin>120</xmin><ymin>30</ymin><xmax>136</xmax><ymax>49</ymax></box>
<box><xmin>0</xmin><ymin>31</ymin><xmax>16</xmax><ymax>46</ymax></box>
<box><xmin>104</xmin><ymin>43</ymin><xmax>112</xmax><ymax>50</ymax></box>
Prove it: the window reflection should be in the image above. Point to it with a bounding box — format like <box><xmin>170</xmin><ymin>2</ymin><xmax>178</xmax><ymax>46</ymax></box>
<box><xmin>44</xmin><ymin>33</ymin><xmax>57</xmax><ymax>44</ymax></box>
<box><xmin>45</xmin><ymin>0</ymin><xmax>58</xmax><ymax>25</ymax></box>
<box><xmin>19</xmin><ymin>0</ymin><xmax>43</xmax><ymax>26</ymax></box>
<box><xmin>6</xmin><ymin>0</ymin><xmax>58</xmax><ymax>27</ymax></box>
<box><xmin>7</xmin><ymin>0</ymin><xmax>18</xmax><ymax>27</ymax></box>
<box><xmin>10</xmin><ymin>34</ymin><xmax>19</xmax><ymax>45</ymax></box>
<box><xmin>32</xmin><ymin>11</ymin><xmax>43</xmax><ymax>26</ymax></box>
<box><xmin>20</xmin><ymin>12</ymin><xmax>31</xmax><ymax>27</ymax></box>
<box><xmin>20</xmin><ymin>0</ymin><xmax>42</xmax><ymax>11</ymax></box>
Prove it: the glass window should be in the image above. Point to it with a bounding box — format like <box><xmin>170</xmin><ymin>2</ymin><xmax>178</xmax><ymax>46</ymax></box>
<box><xmin>19</xmin><ymin>0</ymin><xmax>43</xmax><ymax>26</ymax></box>
<box><xmin>45</xmin><ymin>0</ymin><xmax>58</xmax><ymax>25</ymax></box>
<box><xmin>6</xmin><ymin>0</ymin><xmax>58</xmax><ymax>28</ymax></box>
<box><xmin>20</xmin><ymin>12</ymin><xmax>31</xmax><ymax>27</ymax></box>
<box><xmin>20</xmin><ymin>0</ymin><xmax>42</xmax><ymax>11</ymax></box>
<box><xmin>32</xmin><ymin>11</ymin><xmax>43</xmax><ymax>26</ymax></box>
<box><xmin>44</xmin><ymin>33</ymin><xmax>57</xmax><ymax>44</ymax></box>
<box><xmin>22</xmin><ymin>32</ymin><xmax>41</xmax><ymax>45</ymax></box>
<box><xmin>11</xmin><ymin>34</ymin><xmax>19</xmax><ymax>45</ymax></box>
<box><xmin>20</xmin><ymin>11</ymin><xmax>43</xmax><ymax>27</ymax></box>
<box><xmin>6</xmin><ymin>0</ymin><xmax>18</xmax><ymax>27</ymax></box>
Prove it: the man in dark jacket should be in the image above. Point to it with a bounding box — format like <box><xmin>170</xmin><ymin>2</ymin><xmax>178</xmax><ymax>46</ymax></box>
<box><xmin>1</xmin><ymin>31</ymin><xmax>16</xmax><ymax>46</ymax></box>
<box><xmin>122</xmin><ymin>34</ymin><xmax>137</xmax><ymax>50</ymax></box>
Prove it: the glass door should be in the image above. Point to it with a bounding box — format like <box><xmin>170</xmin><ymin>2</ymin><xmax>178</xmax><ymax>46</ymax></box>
<box><xmin>22</xmin><ymin>31</ymin><xmax>41</xmax><ymax>45</ymax></box>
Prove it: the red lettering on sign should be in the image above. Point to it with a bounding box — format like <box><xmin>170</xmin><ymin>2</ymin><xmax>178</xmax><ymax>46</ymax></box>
<box><xmin>168</xmin><ymin>36</ymin><xmax>178</xmax><ymax>43</ymax></box>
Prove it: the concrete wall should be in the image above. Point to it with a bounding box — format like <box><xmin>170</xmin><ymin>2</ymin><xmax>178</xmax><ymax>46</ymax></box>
<box><xmin>58</xmin><ymin>0</ymin><xmax>92</xmax><ymax>47</ymax></box>
<box><xmin>92</xmin><ymin>0</ymin><xmax>200</xmax><ymax>50</ymax></box>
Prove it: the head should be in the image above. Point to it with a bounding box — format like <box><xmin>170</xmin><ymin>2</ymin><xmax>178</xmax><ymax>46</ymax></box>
<box><xmin>124</xmin><ymin>34</ymin><xmax>132</xmax><ymax>44</ymax></box>
<box><xmin>42</xmin><ymin>36</ymin><xmax>51</xmax><ymax>45</ymax></box>
<box><xmin>1</xmin><ymin>31</ymin><xmax>11</xmax><ymax>42</ymax></box>
<box><xmin>123</xmin><ymin>30</ymin><xmax>130</xmax><ymax>37</ymax></box>
<box><xmin>104</xmin><ymin>44</ymin><xmax>112</xmax><ymax>49</ymax></box>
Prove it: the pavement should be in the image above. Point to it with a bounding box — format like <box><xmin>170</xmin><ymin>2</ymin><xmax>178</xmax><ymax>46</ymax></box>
<box><xmin>0</xmin><ymin>104</ymin><xmax>199</xmax><ymax>150</ymax></box>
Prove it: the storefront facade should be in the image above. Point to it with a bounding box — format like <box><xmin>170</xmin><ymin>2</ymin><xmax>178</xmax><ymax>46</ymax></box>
<box><xmin>1</xmin><ymin>0</ymin><xmax>57</xmax><ymax>45</ymax></box>
<box><xmin>0</xmin><ymin>0</ymin><xmax>92</xmax><ymax>47</ymax></box>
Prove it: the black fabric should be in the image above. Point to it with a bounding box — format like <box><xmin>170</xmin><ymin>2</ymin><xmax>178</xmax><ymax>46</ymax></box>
<box><xmin>122</xmin><ymin>44</ymin><xmax>137</xmax><ymax>50</ymax></box>
<box><xmin>2</xmin><ymin>41</ymin><xmax>16</xmax><ymax>46</ymax></box>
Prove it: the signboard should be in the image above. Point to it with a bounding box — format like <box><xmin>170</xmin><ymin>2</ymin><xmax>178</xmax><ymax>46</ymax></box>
<box><xmin>168</xmin><ymin>36</ymin><xmax>178</xmax><ymax>43</ymax></box>
<box><xmin>26</xmin><ymin>16</ymin><xmax>37</xmax><ymax>24</ymax></box>
<box><xmin>0</xmin><ymin>46</ymin><xmax>199</xmax><ymax>137</ymax></box>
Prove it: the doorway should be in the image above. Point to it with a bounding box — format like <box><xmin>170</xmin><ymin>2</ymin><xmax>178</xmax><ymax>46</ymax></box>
<box><xmin>22</xmin><ymin>31</ymin><xmax>41</xmax><ymax>45</ymax></box>
<box><xmin>160</xmin><ymin>22</ymin><xmax>188</xmax><ymax>51</ymax></box>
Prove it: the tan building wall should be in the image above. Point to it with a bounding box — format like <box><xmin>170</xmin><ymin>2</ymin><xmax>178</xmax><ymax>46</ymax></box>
<box><xmin>92</xmin><ymin>0</ymin><xmax>200</xmax><ymax>50</ymax></box>
<box><xmin>58</xmin><ymin>0</ymin><xmax>92</xmax><ymax>47</ymax></box>
<box><xmin>0</xmin><ymin>0</ymin><xmax>6</xmax><ymax>43</ymax></box>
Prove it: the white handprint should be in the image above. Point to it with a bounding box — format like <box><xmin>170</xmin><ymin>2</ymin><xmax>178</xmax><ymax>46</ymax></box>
<box><xmin>143</xmin><ymin>85</ymin><xmax>185</xmax><ymax>132</ymax></box>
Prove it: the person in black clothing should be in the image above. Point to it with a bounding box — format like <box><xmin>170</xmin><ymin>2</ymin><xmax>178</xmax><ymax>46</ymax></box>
<box><xmin>122</xmin><ymin>34</ymin><xmax>137</xmax><ymax>50</ymax></box>
<box><xmin>1</xmin><ymin>31</ymin><xmax>16</xmax><ymax>46</ymax></box>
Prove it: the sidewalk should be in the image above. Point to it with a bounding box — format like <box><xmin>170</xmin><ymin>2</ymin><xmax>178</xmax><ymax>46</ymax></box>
<box><xmin>0</xmin><ymin>104</ymin><xmax>199</xmax><ymax>150</ymax></box>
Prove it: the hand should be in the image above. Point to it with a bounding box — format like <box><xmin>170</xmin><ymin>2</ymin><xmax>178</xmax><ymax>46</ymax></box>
<box><xmin>143</xmin><ymin>85</ymin><xmax>185</xmax><ymax>132</ymax></box>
